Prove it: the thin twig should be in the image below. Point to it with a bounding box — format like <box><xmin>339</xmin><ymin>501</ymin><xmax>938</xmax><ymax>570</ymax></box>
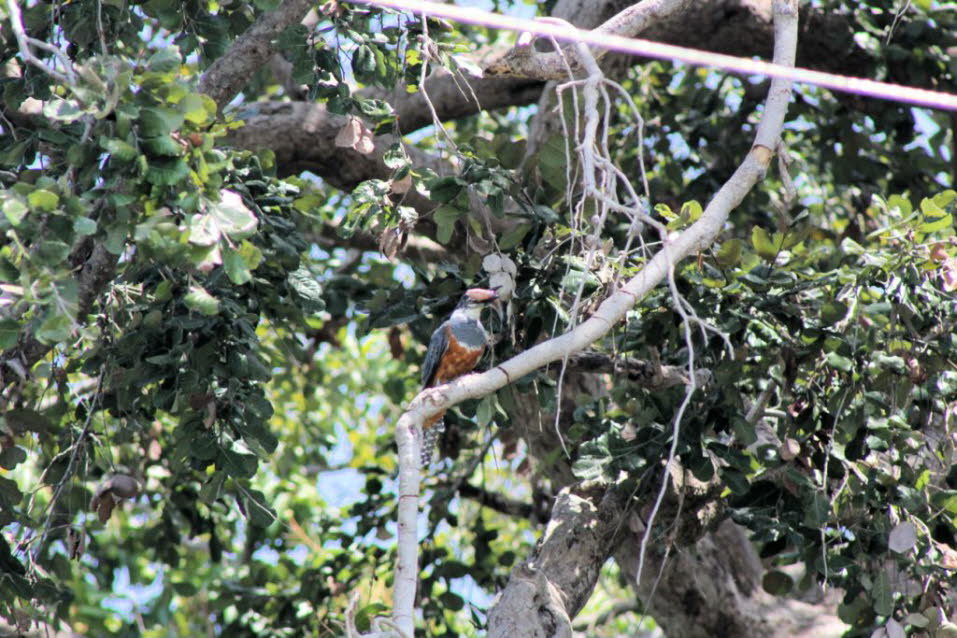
<box><xmin>6</xmin><ymin>0</ymin><xmax>76</xmax><ymax>85</ymax></box>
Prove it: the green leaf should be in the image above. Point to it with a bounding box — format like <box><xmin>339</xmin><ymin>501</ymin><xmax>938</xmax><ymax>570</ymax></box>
<box><xmin>145</xmin><ymin>158</ymin><xmax>190</xmax><ymax>185</ymax></box>
<box><xmin>35</xmin><ymin>241</ymin><xmax>71</xmax><ymax>265</ymax></box>
<box><xmin>179</xmin><ymin>93</ymin><xmax>216</xmax><ymax>126</ymax></box>
<box><xmin>138</xmin><ymin>107</ymin><xmax>185</xmax><ymax>137</ymax></box>
<box><xmin>0</xmin><ymin>446</ymin><xmax>27</xmax><ymax>470</ymax></box>
<box><xmin>140</xmin><ymin>135</ymin><xmax>184</xmax><ymax>157</ymax></box>
<box><xmin>681</xmin><ymin>200</ymin><xmax>703</xmax><ymax>223</ymax></box>
<box><xmin>886</xmin><ymin>194</ymin><xmax>912</xmax><ymax>216</ymax></box>
<box><xmin>433</xmin><ymin>204</ymin><xmax>461</xmax><ymax>244</ymax></box>
<box><xmin>825</xmin><ymin>351</ymin><xmax>853</xmax><ymax>372</ymax></box>
<box><xmin>352</xmin><ymin>44</ymin><xmax>377</xmax><ymax>81</ymax></box>
<box><xmin>219</xmin><ymin>449</ymin><xmax>257</xmax><ymax>478</ymax></box>
<box><xmin>101</xmin><ymin>138</ymin><xmax>138</xmax><ymax>162</ymax></box>
<box><xmin>538</xmin><ymin>134</ymin><xmax>569</xmax><ymax>192</ymax></box>
<box><xmin>498</xmin><ymin>223</ymin><xmax>530</xmax><ymax>251</ymax></box>
<box><xmin>762</xmin><ymin>570</ymin><xmax>794</xmax><ymax>596</ymax></box>
<box><xmin>2</xmin><ymin>199</ymin><xmax>28</xmax><ymax>226</ymax></box>
<box><xmin>223</xmin><ymin>249</ymin><xmax>252</xmax><ymax>284</ymax></box>
<box><xmin>933</xmin><ymin>189</ymin><xmax>957</xmax><ymax>208</ymax></box>
<box><xmin>476</xmin><ymin>396</ymin><xmax>494</xmax><ymax>427</ymax></box>
<box><xmin>438</xmin><ymin>591</ymin><xmax>464</xmax><ymax>612</ymax></box>
<box><xmin>3</xmin><ymin>408</ymin><xmax>53</xmax><ymax>434</ymax></box>
<box><xmin>242</xmin><ymin>489</ymin><xmax>276</xmax><ymax>528</ymax></box>
<box><xmin>73</xmin><ymin>217</ymin><xmax>97</xmax><ymax>235</ymax></box>
<box><xmin>820</xmin><ymin>301</ymin><xmax>848</xmax><ymax>326</ymax></box>
<box><xmin>287</xmin><ymin>267</ymin><xmax>324</xmax><ymax>313</ymax></box>
<box><xmin>751</xmin><ymin>226</ymin><xmax>778</xmax><ymax>260</ymax></box>
<box><xmin>802</xmin><ymin>492</ymin><xmax>830</xmax><ymax>528</ymax></box>
<box><xmin>871</xmin><ymin>570</ymin><xmax>893</xmax><ymax>617</ymax></box>
<box><xmin>920</xmin><ymin>197</ymin><xmax>945</xmax><ymax>217</ymax></box>
<box><xmin>188</xmin><ymin>214</ymin><xmax>220</xmax><ymax>246</ymax></box>
<box><xmin>920</xmin><ymin>213</ymin><xmax>952</xmax><ymax>234</ymax></box>
<box><xmin>356</xmin><ymin>97</ymin><xmax>393</xmax><ymax>119</ymax></box>
<box><xmin>715</xmin><ymin>239</ymin><xmax>743</xmax><ymax>267</ymax></box>
<box><xmin>27</xmin><ymin>189</ymin><xmax>59</xmax><ymax>212</ymax></box>
<box><xmin>0</xmin><ymin>477</ymin><xmax>23</xmax><ymax>509</ymax></box>
<box><xmin>199</xmin><ymin>473</ymin><xmax>226</xmax><ymax>504</ymax></box>
<box><xmin>184</xmin><ymin>286</ymin><xmax>220</xmax><ymax>315</ymax></box>
<box><xmin>427</xmin><ymin>176</ymin><xmax>465</xmax><ymax>204</ymax></box>
<box><xmin>0</xmin><ymin>319</ymin><xmax>19</xmax><ymax>349</ymax></box>
<box><xmin>238</xmin><ymin>241</ymin><xmax>262</xmax><ymax>270</ymax></box>
<box><xmin>930</xmin><ymin>490</ymin><xmax>957</xmax><ymax>514</ymax></box>
<box><xmin>208</xmin><ymin>190</ymin><xmax>257</xmax><ymax>239</ymax></box>
<box><xmin>0</xmin><ymin>139</ymin><xmax>31</xmax><ymax>166</ymax></box>
<box><xmin>42</xmin><ymin>99</ymin><xmax>84</xmax><ymax>123</ymax></box>
<box><xmin>36</xmin><ymin>313</ymin><xmax>72</xmax><ymax>345</ymax></box>
<box><xmin>147</xmin><ymin>46</ymin><xmax>181</xmax><ymax>73</ymax></box>
<box><xmin>105</xmin><ymin>222</ymin><xmax>129</xmax><ymax>255</ymax></box>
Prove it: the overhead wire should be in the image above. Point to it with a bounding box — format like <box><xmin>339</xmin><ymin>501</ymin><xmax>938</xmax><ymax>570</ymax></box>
<box><xmin>353</xmin><ymin>0</ymin><xmax>957</xmax><ymax>112</ymax></box>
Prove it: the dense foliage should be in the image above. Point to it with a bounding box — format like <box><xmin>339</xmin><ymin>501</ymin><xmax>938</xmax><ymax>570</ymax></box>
<box><xmin>1</xmin><ymin>0</ymin><xmax>956</xmax><ymax>636</ymax></box>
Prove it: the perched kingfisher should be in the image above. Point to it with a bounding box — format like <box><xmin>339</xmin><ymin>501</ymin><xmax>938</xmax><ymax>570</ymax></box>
<box><xmin>419</xmin><ymin>287</ymin><xmax>500</xmax><ymax>466</ymax></box>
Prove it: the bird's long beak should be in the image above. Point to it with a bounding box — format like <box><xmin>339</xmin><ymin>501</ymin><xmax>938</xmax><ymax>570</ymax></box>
<box><xmin>488</xmin><ymin>287</ymin><xmax>504</xmax><ymax>322</ymax></box>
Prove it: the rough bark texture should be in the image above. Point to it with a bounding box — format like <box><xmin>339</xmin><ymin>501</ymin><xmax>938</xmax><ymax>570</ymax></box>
<box><xmin>221</xmin><ymin>0</ymin><xmax>885</xmax><ymax>208</ymax></box>
<box><xmin>616</xmin><ymin>520</ymin><xmax>846</xmax><ymax>638</ymax></box>
<box><xmin>480</xmin><ymin>2</ymin><xmax>840</xmax><ymax>637</ymax></box>
<box><xmin>197</xmin><ymin>0</ymin><xmax>314</xmax><ymax>108</ymax></box>
<box><xmin>486</xmin><ymin>483</ymin><xmax>629</xmax><ymax>637</ymax></box>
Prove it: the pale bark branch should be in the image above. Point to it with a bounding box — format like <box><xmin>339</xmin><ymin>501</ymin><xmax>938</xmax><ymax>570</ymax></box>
<box><xmin>387</xmin><ymin>0</ymin><xmax>799</xmax><ymax>634</ymax></box>
<box><xmin>486</xmin><ymin>483</ymin><xmax>629</xmax><ymax>638</ymax></box>
<box><xmin>486</xmin><ymin>0</ymin><xmax>693</xmax><ymax>79</ymax></box>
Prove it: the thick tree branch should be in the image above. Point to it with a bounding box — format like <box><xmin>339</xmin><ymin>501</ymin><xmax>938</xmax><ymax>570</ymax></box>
<box><xmin>615</xmin><ymin>520</ymin><xmax>845</xmax><ymax>638</ymax></box>
<box><xmin>400</xmin><ymin>0</ymin><xmax>797</xmax><ymax>466</ymax></box>
<box><xmin>455</xmin><ymin>482</ymin><xmax>548</xmax><ymax>522</ymax></box>
<box><xmin>224</xmin><ymin>101</ymin><xmax>447</xmax><ymax>196</ymax></box>
<box><xmin>486</xmin><ymin>483</ymin><xmax>629</xmax><ymax>637</ymax></box>
<box><xmin>197</xmin><ymin>0</ymin><xmax>314</xmax><ymax>109</ymax></box>
<box><xmin>486</xmin><ymin>0</ymin><xmax>693</xmax><ymax>79</ymax></box>
<box><xmin>555</xmin><ymin>351</ymin><xmax>707</xmax><ymax>390</ymax></box>
<box><xmin>388</xmin><ymin>0</ymin><xmax>799</xmax><ymax>634</ymax></box>
<box><xmin>368</xmin><ymin>72</ymin><xmax>545</xmax><ymax>136</ymax></box>
<box><xmin>310</xmin><ymin>220</ymin><xmax>450</xmax><ymax>264</ymax></box>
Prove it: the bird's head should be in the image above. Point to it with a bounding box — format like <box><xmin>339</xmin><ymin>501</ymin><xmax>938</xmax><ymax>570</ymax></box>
<box><xmin>455</xmin><ymin>287</ymin><xmax>500</xmax><ymax>320</ymax></box>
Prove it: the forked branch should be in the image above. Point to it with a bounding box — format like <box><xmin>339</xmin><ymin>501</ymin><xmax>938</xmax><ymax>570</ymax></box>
<box><xmin>368</xmin><ymin>0</ymin><xmax>800</xmax><ymax>636</ymax></box>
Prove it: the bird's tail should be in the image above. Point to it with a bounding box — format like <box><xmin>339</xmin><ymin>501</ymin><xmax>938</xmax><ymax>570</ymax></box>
<box><xmin>421</xmin><ymin>418</ymin><xmax>445</xmax><ymax>468</ymax></box>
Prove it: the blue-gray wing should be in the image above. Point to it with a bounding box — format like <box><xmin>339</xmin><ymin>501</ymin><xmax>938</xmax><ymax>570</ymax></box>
<box><xmin>421</xmin><ymin>322</ymin><xmax>450</xmax><ymax>388</ymax></box>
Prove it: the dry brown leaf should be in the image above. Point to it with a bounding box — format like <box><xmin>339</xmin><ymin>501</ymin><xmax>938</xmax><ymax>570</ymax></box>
<box><xmin>335</xmin><ymin>117</ymin><xmax>375</xmax><ymax>155</ymax></box>
<box><xmin>942</xmin><ymin>257</ymin><xmax>957</xmax><ymax>291</ymax></box>
<box><xmin>90</xmin><ymin>491</ymin><xmax>116</xmax><ymax>523</ymax></box>
<box><xmin>391</xmin><ymin>173</ymin><xmax>413</xmax><ymax>194</ymax></box>
<box><xmin>67</xmin><ymin>527</ymin><xmax>85</xmax><ymax>560</ymax></box>
<box><xmin>90</xmin><ymin>474</ymin><xmax>141</xmax><ymax>523</ymax></box>
<box><xmin>378</xmin><ymin>228</ymin><xmax>403</xmax><ymax>262</ymax></box>
<box><xmin>388</xmin><ymin>327</ymin><xmax>404</xmax><ymax>360</ymax></box>
<box><xmin>780</xmin><ymin>438</ymin><xmax>801</xmax><ymax>461</ymax></box>
<box><xmin>147</xmin><ymin>438</ymin><xmax>162</xmax><ymax>461</ymax></box>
